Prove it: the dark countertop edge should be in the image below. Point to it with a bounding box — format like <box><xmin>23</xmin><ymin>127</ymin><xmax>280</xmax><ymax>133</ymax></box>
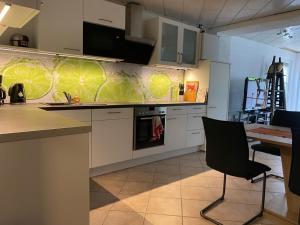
<box><xmin>0</xmin><ymin>126</ymin><xmax>92</xmax><ymax>144</ymax></box>
<box><xmin>40</xmin><ymin>102</ymin><xmax>207</xmax><ymax>111</ymax></box>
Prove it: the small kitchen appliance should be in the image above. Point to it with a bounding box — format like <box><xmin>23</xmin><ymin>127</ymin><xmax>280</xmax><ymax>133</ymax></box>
<box><xmin>0</xmin><ymin>75</ymin><xmax>6</xmax><ymax>105</ymax></box>
<box><xmin>8</xmin><ymin>83</ymin><xmax>26</xmax><ymax>104</ymax></box>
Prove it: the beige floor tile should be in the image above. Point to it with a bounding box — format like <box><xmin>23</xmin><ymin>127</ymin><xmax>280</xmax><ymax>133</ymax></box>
<box><xmin>266</xmin><ymin>179</ymin><xmax>285</xmax><ymax>193</ymax></box>
<box><xmin>181</xmin><ymin>186</ymin><xmax>222</xmax><ymax>201</ymax></box>
<box><xmin>147</xmin><ymin>197</ymin><xmax>182</xmax><ymax>216</ymax></box>
<box><xmin>127</xmin><ymin>171</ymin><xmax>154</xmax><ymax>183</ymax></box>
<box><xmin>153</xmin><ymin>172</ymin><xmax>181</xmax><ymax>185</ymax></box>
<box><xmin>182</xmin><ymin>217</ymin><xmax>212</xmax><ymax>225</ymax></box>
<box><xmin>180</xmin><ymin>166</ymin><xmax>207</xmax><ymax>177</ymax></box>
<box><xmin>207</xmin><ymin>201</ymin><xmax>259</xmax><ymax>222</ymax></box>
<box><xmin>181</xmin><ymin>175</ymin><xmax>223</xmax><ymax>188</ymax></box>
<box><xmin>180</xmin><ymin>160</ymin><xmax>203</xmax><ymax>168</ymax></box>
<box><xmin>111</xmin><ymin>193</ymin><xmax>150</xmax><ymax>213</ymax></box>
<box><xmin>120</xmin><ymin>182</ymin><xmax>153</xmax><ymax>195</ymax></box>
<box><xmin>182</xmin><ymin>199</ymin><xmax>210</xmax><ymax>217</ymax></box>
<box><xmin>226</xmin><ymin>189</ymin><xmax>265</xmax><ymax>204</ymax></box>
<box><xmin>98</xmin><ymin>170</ymin><xmax>129</xmax><ymax>181</ymax></box>
<box><xmin>91</xmin><ymin>178</ymin><xmax>125</xmax><ymax>195</ymax></box>
<box><xmin>227</xmin><ymin>177</ymin><xmax>263</xmax><ymax>192</ymax></box>
<box><xmin>150</xmin><ymin>183</ymin><xmax>181</xmax><ymax>198</ymax></box>
<box><xmin>155</xmin><ymin>165</ymin><xmax>181</xmax><ymax>176</ymax></box>
<box><xmin>158</xmin><ymin>158</ymin><xmax>180</xmax><ymax>166</ymax></box>
<box><xmin>90</xmin><ymin>209</ymin><xmax>109</xmax><ymax>225</ymax></box>
<box><xmin>144</xmin><ymin>214</ymin><xmax>182</xmax><ymax>225</ymax></box>
<box><xmin>103</xmin><ymin>211</ymin><xmax>144</xmax><ymax>225</ymax></box>
<box><xmin>90</xmin><ymin>192</ymin><xmax>119</xmax><ymax>210</ymax></box>
<box><xmin>127</xmin><ymin>164</ymin><xmax>156</xmax><ymax>173</ymax></box>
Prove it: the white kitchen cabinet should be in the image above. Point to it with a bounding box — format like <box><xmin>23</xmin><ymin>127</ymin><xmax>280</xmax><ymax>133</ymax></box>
<box><xmin>207</xmin><ymin>62</ymin><xmax>230</xmax><ymax>121</ymax></box>
<box><xmin>83</xmin><ymin>0</ymin><xmax>125</xmax><ymax>29</ymax></box>
<box><xmin>51</xmin><ymin>109</ymin><xmax>92</xmax><ymax>168</ymax></box>
<box><xmin>186</xmin><ymin>130</ymin><xmax>205</xmax><ymax>148</ymax></box>
<box><xmin>92</xmin><ymin>118</ymin><xmax>133</xmax><ymax>167</ymax></box>
<box><xmin>165</xmin><ymin>115</ymin><xmax>187</xmax><ymax>151</ymax></box>
<box><xmin>91</xmin><ymin>108</ymin><xmax>133</xmax><ymax>168</ymax></box>
<box><xmin>167</xmin><ymin>106</ymin><xmax>187</xmax><ymax>116</ymax></box>
<box><xmin>187</xmin><ymin>114</ymin><xmax>203</xmax><ymax>131</ymax></box>
<box><xmin>145</xmin><ymin>17</ymin><xmax>199</xmax><ymax>68</ymax></box>
<box><xmin>37</xmin><ymin>0</ymin><xmax>83</xmax><ymax>55</ymax></box>
<box><xmin>200</xmin><ymin>33</ymin><xmax>220</xmax><ymax>61</ymax></box>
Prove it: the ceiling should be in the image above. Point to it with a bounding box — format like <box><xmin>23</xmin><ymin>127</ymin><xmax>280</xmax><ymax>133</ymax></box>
<box><xmin>112</xmin><ymin>0</ymin><xmax>300</xmax><ymax>29</ymax></box>
<box><xmin>240</xmin><ymin>25</ymin><xmax>300</xmax><ymax>52</ymax></box>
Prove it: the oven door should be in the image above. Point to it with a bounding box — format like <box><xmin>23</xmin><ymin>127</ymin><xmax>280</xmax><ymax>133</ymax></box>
<box><xmin>134</xmin><ymin>115</ymin><xmax>165</xmax><ymax>150</ymax></box>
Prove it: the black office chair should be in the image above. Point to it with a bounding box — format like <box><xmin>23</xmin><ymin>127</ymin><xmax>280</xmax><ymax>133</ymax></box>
<box><xmin>289</xmin><ymin>128</ymin><xmax>300</xmax><ymax>225</ymax></box>
<box><xmin>251</xmin><ymin>110</ymin><xmax>300</xmax><ymax>183</ymax></box>
<box><xmin>201</xmin><ymin>117</ymin><xmax>271</xmax><ymax>225</ymax></box>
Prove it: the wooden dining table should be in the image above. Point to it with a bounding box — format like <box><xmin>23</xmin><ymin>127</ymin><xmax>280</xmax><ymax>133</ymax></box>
<box><xmin>245</xmin><ymin>124</ymin><xmax>300</xmax><ymax>224</ymax></box>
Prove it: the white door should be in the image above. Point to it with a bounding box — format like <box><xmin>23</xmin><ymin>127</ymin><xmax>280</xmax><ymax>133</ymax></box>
<box><xmin>207</xmin><ymin>62</ymin><xmax>230</xmax><ymax>120</ymax></box>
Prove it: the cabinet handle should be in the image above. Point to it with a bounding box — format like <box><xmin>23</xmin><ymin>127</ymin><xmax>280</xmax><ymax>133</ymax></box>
<box><xmin>180</xmin><ymin>52</ymin><xmax>183</xmax><ymax>64</ymax></box>
<box><xmin>107</xmin><ymin>111</ymin><xmax>121</xmax><ymax>114</ymax></box>
<box><xmin>193</xmin><ymin>116</ymin><xmax>202</xmax><ymax>118</ymax></box>
<box><xmin>98</xmin><ymin>18</ymin><xmax>113</xmax><ymax>23</ymax></box>
<box><xmin>208</xmin><ymin>106</ymin><xmax>217</xmax><ymax>109</ymax></box>
<box><xmin>167</xmin><ymin>118</ymin><xmax>176</xmax><ymax>120</ymax></box>
<box><xmin>193</xmin><ymin>108</ymin><xmax>202</xmax><ymax>110</ymax></box>
<box><xmin>172</xmin><ymin>108</ymin><xmax>183</xmax><ymax>111</ymax></box>
<box><xmin>64</xmin><ymin>48</ymin><xmax>81</xmax><ymax>52</ymax></box>
<box><xmin>191</xmin><ymin>132</ymin><xmax>201</xmax><ymax>135</ymax></box>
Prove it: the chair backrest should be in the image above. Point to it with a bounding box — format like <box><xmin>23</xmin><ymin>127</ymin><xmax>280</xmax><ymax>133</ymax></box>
<box><xmin>202</xmin><ymin>117</ymin><xmax>249</xmax><ymax>178</ymax></box>
<box><xmin>272</xmin><ymin>110</ymin><xmax>300</xmax><ymax>128</ymax></box>
<box><xmin>289</xmin><ymin>128</ymin><xmax>300</xmax><ymax>196</ymax></box>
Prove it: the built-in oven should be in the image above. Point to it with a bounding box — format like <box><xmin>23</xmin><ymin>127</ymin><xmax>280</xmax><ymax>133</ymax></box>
<box><xmin>134</xmin><ymin>106</ymin><xmax>167</xmax><ymax>150</ymax></box>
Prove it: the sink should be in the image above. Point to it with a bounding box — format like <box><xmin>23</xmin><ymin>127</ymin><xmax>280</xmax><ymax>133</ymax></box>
<box><xmin>45</xmin><ymin>103</ymin><xmax>73</xmax><ymax>106</ymax></box>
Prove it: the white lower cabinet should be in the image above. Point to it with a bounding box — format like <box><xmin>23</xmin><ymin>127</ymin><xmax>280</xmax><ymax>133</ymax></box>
<box><xmin>165</xmin><ymin>115</ymin><xmax>187</xmax><ymax>151</ymax></box>
<box><xmin>91</xmin><ymin>108</ymin><xmax>133</xmax><ymax>167</ymax></box>
<box><xmin>186</xmin><ymin>130</ymin><xmax>205</xmax><ymax>147</ymax></box>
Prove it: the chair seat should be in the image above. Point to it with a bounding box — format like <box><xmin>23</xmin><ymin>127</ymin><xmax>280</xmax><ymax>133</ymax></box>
<box><xmin>246</xmin><ymin>161</ymin><xmax>271</xmax><ymax>180</ymax></box>
<box><xmin>251</xmin><ymin>143</ymin><xmax>281</xmax><ymax>156</ymax></box>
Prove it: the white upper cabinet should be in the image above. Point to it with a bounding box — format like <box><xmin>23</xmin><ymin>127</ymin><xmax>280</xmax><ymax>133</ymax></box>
<box><xmin>37</xmin><ymin>0</ymin><xmax>83</xmax><ymax>55</ymax></box>
<box><xmin>83</xmin><ymin>0</ymin><xmax>125</xmax><ymax>30</ymax></box>
<box><xmin>200</xmin><ymin>33</ymin><xmax>220</xmax><ymax>62</ymax></box>
<box><xmin>145</xmin><ymin>17</ymin><xmax>199</xmax><ymax>68</ymax></box>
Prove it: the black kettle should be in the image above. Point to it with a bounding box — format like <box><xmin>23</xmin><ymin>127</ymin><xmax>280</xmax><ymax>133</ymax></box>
<box><xmin>0</xmin><ymin>75</ymin><xmax>6</xmax><ymax>105</ymax></box>
<box><xmin>8</xmin><ymin>83</ymin><xmax>26</xmax><ymax>104</ymax></box>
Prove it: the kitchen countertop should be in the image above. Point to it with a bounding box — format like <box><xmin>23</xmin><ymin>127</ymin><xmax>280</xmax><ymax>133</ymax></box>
<box><xmin>0</xmin><ymin>101</ymin><xmax>205</xmax><ymax>143</ymax></box>
<box><xmin>40</xmin><ymin>101</ymin><xmax>207</xmax><ymax>111</ymax></box>
<box><xmin>0</xmin><ymin>104</ymin><xmax>91</xmax><ymax>143</ymax></box>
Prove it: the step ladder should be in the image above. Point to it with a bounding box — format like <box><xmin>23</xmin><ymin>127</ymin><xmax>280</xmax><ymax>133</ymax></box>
<box><xmin>266</xmin><ymin>56</ymin><xmax>286</xmax><ymax>117</ymax></box>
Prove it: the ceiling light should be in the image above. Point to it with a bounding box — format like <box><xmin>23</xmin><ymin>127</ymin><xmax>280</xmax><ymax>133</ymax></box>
<box><xmin>0</xmin><ymin>3</ymin><xmax>10</xmax><ymax>22</ymax></box>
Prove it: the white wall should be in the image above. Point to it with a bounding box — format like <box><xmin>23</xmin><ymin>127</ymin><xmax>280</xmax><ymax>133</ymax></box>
<box><xmin>228</xmin><ymin>36</ymin><xmax>297</xmax><ymax>119</ymax></box>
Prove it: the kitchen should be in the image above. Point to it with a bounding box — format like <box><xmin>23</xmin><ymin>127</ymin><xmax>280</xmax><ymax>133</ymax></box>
<box><xmin>0</xmin><ymin>1</ymin><xmax>300</xmax><ymax>225</ymax></box>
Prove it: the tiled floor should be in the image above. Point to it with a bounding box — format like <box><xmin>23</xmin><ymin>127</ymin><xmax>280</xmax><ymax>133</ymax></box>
<box><xmin>90</xmin><ymin>149</ymin><xmax>292</xmax><ymax>225</ymax></box>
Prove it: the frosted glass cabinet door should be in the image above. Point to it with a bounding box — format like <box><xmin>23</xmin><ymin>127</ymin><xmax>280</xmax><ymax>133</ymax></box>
<box><xmin>161</xmin><ymin>22</ymin><xmax>178</xmax><ymax>63</ymax></box>
<box><xmin>182</xmin><ymin>29</ymin><xmax>197</xmax><ymax>65</ymax></box>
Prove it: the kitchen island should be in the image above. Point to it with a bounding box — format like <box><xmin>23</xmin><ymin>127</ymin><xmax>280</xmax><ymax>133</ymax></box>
<box><xmin>0</xmin><ymin>105</ymin><xmax>91</xmax><ymax>225</ymax></box>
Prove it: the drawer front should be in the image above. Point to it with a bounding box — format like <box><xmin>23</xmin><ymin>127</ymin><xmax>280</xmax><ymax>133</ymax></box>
<box><xmin>92</xmin><ymin>108</ymin><xmax>133</xmax><ymax>121</ymax></box>
<box><xmin>167</xmin><ymin>106</ymin><xmax>187</xmax><ymax>116</ymax></box>
<box><xmin>187</xmin><ymin>105</ymin><xmax>207</xmax><ymax>114</ymax></box>
<box><xmin>53</xmin><ymin>109</ymin><xmax>91</xmax><ymax>122</ymax></box>
<box><xmin>186</xmin><ymin>130</ymin><xmax>205</xmax><ymax>147</ymax></box>
<box><xmin>84</xmin><ymin>0</ymin><xmax>125</xmax><ymax>29</ymax></box>
<box><xmin>187</xmin><ymin>114</ymin><xmax>203</xmax><ymax>131</ymax></box>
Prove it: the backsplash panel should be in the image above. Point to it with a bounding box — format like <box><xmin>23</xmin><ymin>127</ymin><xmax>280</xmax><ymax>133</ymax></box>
<box><xmin>0</xmin><ymin>51</ymin><xmax>184</xmax><ymax>103</ymax></box>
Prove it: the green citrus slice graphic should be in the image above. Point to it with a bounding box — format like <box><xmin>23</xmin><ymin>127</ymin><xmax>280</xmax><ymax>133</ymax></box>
<box><xmin>96</xmin><ymin>76</ymin><xmax>144</xmax><ymax>103</ymax></box>
<box><xmin>53</xmin><ymin>59</ymin><xmax>106</xmax><ymax>102</ymax></box>
<box><xmin>2</xmin><ymin>59</ymin><xmax>52</xmax><ymax>100</ymax></box>
<box><xmin>148</xmin><ymin>73</ymin><xmax>171</xmax><ymax>98</ymax></box>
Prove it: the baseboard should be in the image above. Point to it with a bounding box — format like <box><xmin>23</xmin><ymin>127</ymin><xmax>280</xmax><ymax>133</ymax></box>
<box><xmin>90</xmin><ymin>146</ymin><xmax>202</xmax><ymax>177</ymax></box>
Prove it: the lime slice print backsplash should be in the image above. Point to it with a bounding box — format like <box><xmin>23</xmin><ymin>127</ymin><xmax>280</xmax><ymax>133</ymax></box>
<box><xmin>0</xmin><ymin>52</ymin><xmax>184</xmax><ymax>103</ymax></box>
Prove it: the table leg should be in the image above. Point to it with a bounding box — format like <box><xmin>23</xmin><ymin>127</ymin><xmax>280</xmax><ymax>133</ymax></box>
<box><xmin>280</xmin><ymin>146</ymin><xmax>300</xmax><ymax>223</ymax></box>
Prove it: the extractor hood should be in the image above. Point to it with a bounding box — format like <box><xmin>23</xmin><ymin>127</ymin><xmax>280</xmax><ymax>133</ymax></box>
<box><xmin>123</xmin><ymin>2</ymin><xmax>155</xmax><ymax>65</ymax></box>
<box><xmin>0</xmin><ymin>1</ymin><xmax>39</xmax><ymax>28</ymax></box>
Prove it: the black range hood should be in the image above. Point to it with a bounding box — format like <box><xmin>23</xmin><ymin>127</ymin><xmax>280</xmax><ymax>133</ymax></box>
<box><xmin>83</xmin><ymin>3</ymin><xmax>155</xmax><ymax>65</ymax></box>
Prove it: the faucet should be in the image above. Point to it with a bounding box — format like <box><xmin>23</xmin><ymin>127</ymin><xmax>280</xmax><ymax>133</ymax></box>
<box><xmin>63</xmin><ymin>92</ymin><xmax>72</xmax><ymax>104</ymax></box>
